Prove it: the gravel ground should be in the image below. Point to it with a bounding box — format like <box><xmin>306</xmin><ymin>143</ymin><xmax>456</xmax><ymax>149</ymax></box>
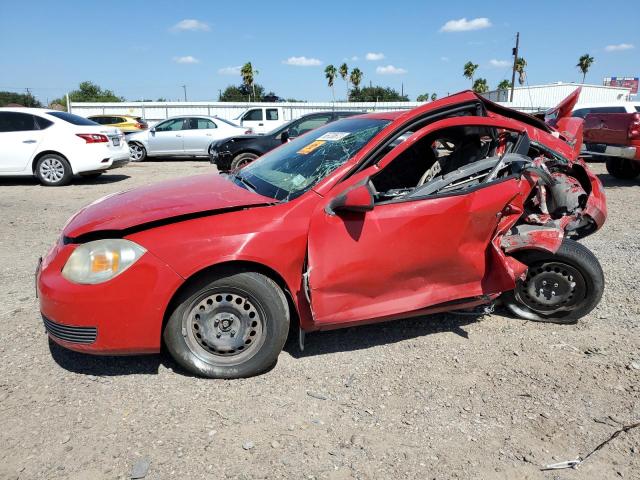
<box><xmin>0</xmin><ymin>159</ymin><xmax>638</xmax><ymax>480</ymax></box>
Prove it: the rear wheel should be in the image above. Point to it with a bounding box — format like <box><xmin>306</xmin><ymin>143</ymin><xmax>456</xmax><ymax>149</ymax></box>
<box><xmin>164</xmin><ymin>270</ymin><xmax>289</xmax><ymax>378</ymax></box>
<box><xmin>502</xmin><ymin>239</ymin><xmax>604</xmax><ymax>324</ymax></box>
<box><xmin>35</xmin><ymin>154</ymin><xmax>72</xmax><ymax>186</ymax></box>
<box><xmin>605</xmin><ymin>157</ymin><xmax>640</xmax><ymax>179</ymax></box>
<box><xmin>230</xmin><ymin>152</ymin><xmax>258</xmax><ymax>170</ymax></box>
<box><xmin>129</xmin><ymin>142</ymin><xmax>147</xmax><ymax>162</ymax></box>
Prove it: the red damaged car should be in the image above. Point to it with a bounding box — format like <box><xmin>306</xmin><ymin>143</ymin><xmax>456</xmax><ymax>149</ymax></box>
<box><xmin>37</xmin><ymin>89</ymin><xmax>606</xmax><ymax>378</ymax></box>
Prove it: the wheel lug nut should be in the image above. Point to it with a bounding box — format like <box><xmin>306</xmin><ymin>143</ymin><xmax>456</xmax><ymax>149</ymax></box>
<box><xmin>230</xmin><ymin>330</ymin><xmax>236</xmax><ymax>337</ymax></box>
<box><xmin>554</xmin><ymin>283</ymin><xmax>558</xmax><ymax>288</ymax></box>
<box><xmin>551</xmin><ymin>291</ymin><xmax>556</xmax><ymax>296</ymax></box>
<box><xmin>216</xmin><ymin>333</ymin><xmax>221</xmax><ymax>338</ymax></box>
<box><xmin>542</xmin><ymin>281</ymin><xmax>547</xmax><ymax>286</ymax></box>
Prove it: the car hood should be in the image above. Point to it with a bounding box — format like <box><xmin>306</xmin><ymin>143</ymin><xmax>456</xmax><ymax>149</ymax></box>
<box><xmin>63</xmin><ymin>174</ymin><xmax>275</xmax><ymax>239</ymax></box>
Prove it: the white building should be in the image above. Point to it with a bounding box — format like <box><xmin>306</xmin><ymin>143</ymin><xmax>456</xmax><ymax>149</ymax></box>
<box><xmin>484</xmin><ymin>82</ymin><xmax>633</xmax><ymax>112</ymax></box>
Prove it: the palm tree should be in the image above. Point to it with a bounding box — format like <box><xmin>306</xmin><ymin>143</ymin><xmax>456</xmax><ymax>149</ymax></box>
<box><xmin>515</xmin><ymin>57</ymin><xmax>527</xmax><ymax>86</ymax></box>
<box><xmin>240</xmin><ymin>62</ymin><xmax>257</xmax><ymax>101</ymax></box>
<box><xmin>431</xmin><ymin>93</ymin><xmax>437</xmax><ymax>101</ymax></box>
<box><xmin>349</xmin><ymin>68</ymin><xmax>363</xmax><ymax>90</ymax></box>
<box><xmin>577</xmin><ymin>53</ymin><xmax>594</xmax><ymax>84</ymax></box>
<box><xmin>416</xmin><ymin>93</ymin><xmax>429</xmax><ymax>102</ymax></box>
<box><xmin>325</xmin><ymin>64</ymin><xmax>337</xmax><ymax>102</ymax></box>
<box><xmin>339</xmin><ymin>63</ymin><xmax>349</xmax><ymax>100</ymax></box>
<box><xmin>472</xmin><ymin>78</ymin><xmax>489</xmax><ymax>94</ymax></box>
<box><xmin>463</xmin><ymin>61</ymin><xmax>479</xmax><ymax>87</ymax></box>
<box><xmin>497</xmin><ymin>79</ymin><xmax>512</xmax><ymax>91</ymax></box>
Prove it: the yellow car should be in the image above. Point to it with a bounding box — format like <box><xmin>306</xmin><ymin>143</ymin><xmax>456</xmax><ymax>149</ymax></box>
<box><xmin>88</xmin><ymin>114</ymin><xmax>148</xmax><ymax>133</ymax></box>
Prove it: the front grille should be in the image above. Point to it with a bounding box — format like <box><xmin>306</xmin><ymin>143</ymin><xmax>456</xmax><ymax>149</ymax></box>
<box><xmin>43</xmin><ymin>315</ymin><xmax>97</xmax><ymax>344</ymax></box>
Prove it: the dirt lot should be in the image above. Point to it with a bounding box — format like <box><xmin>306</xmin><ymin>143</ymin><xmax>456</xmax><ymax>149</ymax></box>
<box><xmin>0</xmin><ymin>159</ymin><xmax>638</xmax><ymax>480</ymax></box>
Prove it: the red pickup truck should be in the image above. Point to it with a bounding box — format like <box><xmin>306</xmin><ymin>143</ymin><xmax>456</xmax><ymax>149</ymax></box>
<box><xmin>583</xmin><ymin>112</ymin><xmax>640</xmax><ymax>179</ymax></box>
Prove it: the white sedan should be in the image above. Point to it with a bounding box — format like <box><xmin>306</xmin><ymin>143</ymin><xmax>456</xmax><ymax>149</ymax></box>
<box><xmin>0</xmin><ymin>108</ymin><xmax>129</xmax><ymax>186</ymax></box>
<box><xmin>126</xmin><ymin>115</ymin><xmax>251</xmax><ymax>162</ymax></box>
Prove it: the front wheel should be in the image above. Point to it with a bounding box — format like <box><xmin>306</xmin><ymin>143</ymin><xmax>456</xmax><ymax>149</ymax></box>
<box><xmin>502</xmin><ymin>239</ymin><xmax>604</xmax><ymax>324</ymax></box>
<box><xmin>605</xmin><ymin>157</ymin><xmax>640</xmax><ymax>179</ymax></box>
<box><xmin>129</xmin><ymin>142</ymin><xmax>147</xmax><ymax>162</ymax></box>
<box><xmin>163</xmin><ymin>270</ymin><xmax>290</xmax><ymax>378</ymax></box>
<box><xmin>230</xmin><ymin>152</ymin><xmax>258</xmax><ymax>170</ymax></box>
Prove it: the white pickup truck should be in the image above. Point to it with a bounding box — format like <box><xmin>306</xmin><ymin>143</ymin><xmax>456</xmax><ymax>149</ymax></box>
<box><xmin>234</xmin><ymin>106</ymin><xmax>291</xmax><ymax>134</ymax></box>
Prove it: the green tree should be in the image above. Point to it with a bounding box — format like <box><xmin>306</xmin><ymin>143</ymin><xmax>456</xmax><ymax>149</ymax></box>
<box><xmin>463</xmin><ymin>61</ymin><xmax>479</xmax><ymax>87</ymax></box>
<box><xmin>349</xmin><ymin>86</ymin><xmax>409</xmax><ymax>102</ymax></box>
<box><xmin>51</xmin><ymin>81</ymin><xmax>123</xmax><ymax>108</ymax></box>
<box><xmin>0</xmin><ymin>91</ymin><xmax>42</xmax><ymax>107</ymax></box>
<box><xmin>472</xmin><ymin>78</ymin><xmax>489</xmax><ymax>94</ymax></box>
<box><xmin>577</xmin><ymin>53</ymin><xmax>594</xmax><ymax>84</ymax></box>
<box><xmin>349</xmin><ymin>68</ymin><xmax>363</xmax><ymax>91</ymax></box>
<box><xmin>339</xmin><ymin>63</ymin><xmax>349</xmax><ymax>100</ymax></box>
<box><xmin>219</xmin><ymin>84</ymin><xmax>266</xmax><ymax>102</ymax></box>
<box><xmin>497</xmin><ymin>79</ymin><xmax>512</xmax><ymax>91</ymax></box>
<box><xmin>416</xmin><ymin>93</ymin><xmax>430</xmax><ymax>102</ymax></box>
<box><xmin>515</xmin><ymin>57</ymin><xmax>527</xmax><ymax>85</ymax></box>
<box><xmin>325</xmin><ymin>64</ymin><xmax>337</xmax><ymax>102</ymax></box>
<box><xmin>430</xmin><ymin>93</ymin><xmax>437</xmax><ymax>101</ymax></box>
<box><xmin>240</xmin><ymin>62</ymin><xmax>258</xmax><ymax>101</ymax></box>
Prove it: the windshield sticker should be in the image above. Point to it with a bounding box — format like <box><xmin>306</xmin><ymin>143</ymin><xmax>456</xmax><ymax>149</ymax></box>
<box><xmin>291</xmin><ymin>174</ymin><xmax>306</xmax><ymax>186</ymax></box>
<box><xmin>297</xmin><ymin>140</ymin><xmax>326</xmax><ymax>155</ymax></box>
<box><xmin>316</xmin><ymin>132</ymin><xmax>351</xmax><ymax>141</ymax></box>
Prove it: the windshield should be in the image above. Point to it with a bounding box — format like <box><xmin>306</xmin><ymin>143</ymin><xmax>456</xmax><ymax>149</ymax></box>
<box><xmin>234</xmin><ymin>117</ymin><xmax>390</xmax><ymax>201</ymax></box>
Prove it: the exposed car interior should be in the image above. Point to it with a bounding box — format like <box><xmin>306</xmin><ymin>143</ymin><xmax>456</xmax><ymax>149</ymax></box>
<box><xmin>372</xmin><ymin>125</ymin><xmax>532</xmax><ymax>201</ymax></box>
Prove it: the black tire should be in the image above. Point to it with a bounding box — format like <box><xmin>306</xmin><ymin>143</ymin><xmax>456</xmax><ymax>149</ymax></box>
<box><xmin>230</xmin><ymin>152</ymin><xmax>258</xmax><ymax>170</ymax></box>
<box><xmin>502</xmin><ymin>238</ymin><xmax>604</xmax><ymax>324</ymax></box>
<box><xmin>129</xmin><ymin>142</ymin><xmax>147</xmax><ymax>162</ymax></box>
<box><xmin>35</xmin><ymin>154</ymin><xmax>73</xmax><ymax>186</ymax></box>
<box><xmin>605</xmin><ymin>157</ymin><xmax>640</xmax><ymax>179</ymax></box>
<box><xmin>164</xmin><ymin>270</ymin><xmax>289</xmax><ymax>378</ymax></box>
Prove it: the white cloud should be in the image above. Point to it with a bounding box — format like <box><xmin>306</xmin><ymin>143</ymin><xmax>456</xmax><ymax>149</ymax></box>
<box><xmin>376</xmin><ymin>65</ymin><xmax>407</xmax><ymax>75</ymax></box>
<box><xmin>218</xmin><ymin>65</ymin><xmax>241</xmax><ymax>75</ymax></box>
<box><xmin>282</xmin><ymin>56</ymin><xmax>322</xmax><ymax>66</ymax></box>
<box><xmin>366</xmin><ymin>52</ymin><xmax>385</xmax><ymax>61</ymax></box>
<box><xmin>173</xmin><ymin>56</ymin><xmax>200</xmax><ymax>64</ymax></box>
<box><xmin>170</xmin><ymin>19</ymin><xmax>210</xmax><ymax>32</ymax></box>
<box><xmin>440</xmin><ymin>56</ymin><xmax>450</xmax><ymax>62</ymax></box>
<box><xmin>440</xmin><ymin>17</ymin><xmax>492</xmax><ymax>32</ymax></box>
<box><xmin>605</xmin><ymin>43</ymin><xmax>634</xmax><ymax>52</ymax></box>
<box><xmin>350</xmin><ymin>55</ymin><xmax>359</xmax><ymax>61</ymax></box>
<box><xmin>489</xmin><ymin>59</ymin><xmax>510</xmax><ymax>68</ymax></box>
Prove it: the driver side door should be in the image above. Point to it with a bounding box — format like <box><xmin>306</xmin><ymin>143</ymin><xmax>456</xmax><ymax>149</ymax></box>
<box><xmin>306</xmin><ymin>117</ymin><xmax>526</xmax><ymax>327</ymax></box>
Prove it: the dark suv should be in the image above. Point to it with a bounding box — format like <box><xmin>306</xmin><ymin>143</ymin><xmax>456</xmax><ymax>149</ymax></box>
<box><xmin>209</xmin><ymin>110</ymin><xmax>363</xmax><ymax>170</ymax></box>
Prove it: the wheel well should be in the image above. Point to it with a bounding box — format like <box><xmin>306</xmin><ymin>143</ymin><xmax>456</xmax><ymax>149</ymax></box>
<box><xmin>32</xmin><ymin>150</ymin><xmax>68</xmax><ymax>173</ymax></box>
<box><xmin>234</xmin><ymin>150</ymin><xmax>261</xmax><ymax>159</ymax></box>
<box><xmin>162</xmin><ymin>260</ymin><xmax>300</xmax><ymax>336</ymax></box>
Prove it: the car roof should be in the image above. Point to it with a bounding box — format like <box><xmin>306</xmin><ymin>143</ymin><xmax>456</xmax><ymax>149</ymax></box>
<box><xmin>574</xmin><ymin>102</ymin><xmax>640</xmax><ymax>109</ymax></box>
<box><xmin>88</xmin><ymin>114</ymin><xmax>140</xmax><ymax>118</ymax></box>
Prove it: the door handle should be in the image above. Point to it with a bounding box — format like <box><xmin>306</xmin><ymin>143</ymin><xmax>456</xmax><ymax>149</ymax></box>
<box><xmin>23</xmin><ymin>140</ymin><xmax>37</xmax><ymax>144</ymax></box>
<box><xmin>176</xmin><ymin>134</ymin><xmax>182</xmax><ymax>137</ymax></box>
<box><xmin>206</xmin><ymin>133</ymin><xmax>212</xmax><ymax>136</ymax></box>
<box><xmin>258</xmin><ymin>123</ymin><xmax>264</xmax><ymax>126</ymax></box>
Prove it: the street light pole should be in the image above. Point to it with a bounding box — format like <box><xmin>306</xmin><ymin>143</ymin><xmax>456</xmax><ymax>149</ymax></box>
<box><xmin>510</xmin><ymin>32</ymin><xmax>520</xmax><ymax>103</ymax></box>
<box><xmin>181</xmin><ymin>84</ymin><xmax>187</xmax><ymax>102</ymax></box>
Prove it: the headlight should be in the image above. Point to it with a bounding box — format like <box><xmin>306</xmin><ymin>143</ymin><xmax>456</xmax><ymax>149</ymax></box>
<box><xmin>62</xmin><ymin>239</ymin><xmax>146</xmax><ymax>284</ymax></box>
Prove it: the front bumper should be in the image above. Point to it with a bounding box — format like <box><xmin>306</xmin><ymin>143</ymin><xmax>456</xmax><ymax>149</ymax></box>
<box><xmin>209</xmin><ymin>150</ymin><xmax>233</xmax><ymax>171</ymax></box>
<box><xmin>37</xmin><ymin>240</ymin><xmax>184</xmax><ymax>355</ymax></box>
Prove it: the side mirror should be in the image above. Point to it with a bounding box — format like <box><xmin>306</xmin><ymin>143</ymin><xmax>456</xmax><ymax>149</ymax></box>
<box><xmin>281</xmin><ymin>130</ymin><xmax>290</xmax><ymax>143</ymax></box>
<box><xmin>326</xmin><ymin>179</ymin><xmax>375</xmax><ymax>215</ymax></box>
<box><xmin>150</xmin><ymin>127</ymin><xmax>156</xmax><ymax>134</ymax></box>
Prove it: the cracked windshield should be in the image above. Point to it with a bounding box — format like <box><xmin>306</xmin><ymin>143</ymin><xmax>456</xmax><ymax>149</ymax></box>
<box><xmin>235</xmin><ymin>117</ymin><xmax>390</xmax><ymax>200</ymax></box>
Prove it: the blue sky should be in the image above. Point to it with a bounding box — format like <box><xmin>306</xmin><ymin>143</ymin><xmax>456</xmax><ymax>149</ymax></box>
<box><xmin>1</xmin><ymin>0</ymin><xmax>638</xmax><ymax>103</ymax></box>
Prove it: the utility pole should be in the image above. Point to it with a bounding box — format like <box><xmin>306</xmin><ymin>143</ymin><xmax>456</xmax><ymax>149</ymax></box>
<box><xmin>181</xmin><ymin>84</ymin><xmax>187</xmax><ymax>102</ymax></box>
<box><xmin>510</xmin><ymin>32</ymin><xmax>520</xmax><ymax>103</ymax></box>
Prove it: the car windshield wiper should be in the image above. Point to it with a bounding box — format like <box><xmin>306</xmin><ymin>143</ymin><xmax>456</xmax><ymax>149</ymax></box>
<box><xmin>232</xmin><ymin>173</ymin><xmax>258</xmax><ymax>193</ymax></box>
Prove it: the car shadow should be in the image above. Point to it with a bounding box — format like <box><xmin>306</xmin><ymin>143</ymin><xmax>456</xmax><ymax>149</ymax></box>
<box><xmin>48</xmin><ymin>340</ymin><xmax>166</xmax><ymax>376</ymax></box>
<box><xmin>0</xmin><ymin>174</ymin><xmax>130</xmax><ymax>187</ymax></box>
<box><xmin>597</xmin><ymin>173</ymin><xmax>640</xmax><ymax>188</ymax></box>
<box><xmin>284</xmin><ymin>312</ymin><xmax>483</xmax><ymax>359</ymax></box>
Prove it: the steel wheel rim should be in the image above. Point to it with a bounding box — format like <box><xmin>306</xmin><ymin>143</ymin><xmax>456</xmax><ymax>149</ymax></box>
<box><xmin>129</xmin><ymin>144</ymin><xmax>143</xmax><ymax>160</ymax></box>
<box><xmin>236</xmin><ymin>155</ymin><xmax>256</xmax><ymax>169</ymax></box>
<box><xmin>516</xmin><ymin>261</ymin><xmax>587</xmax><ymax>314</ymax></box>
<box><xmin>182</xmin><ymin>289</ymin><xmax>266</xmax><ymax>365</ymax></box>
<box><xmin>39</xmin><ymin>157</ymin><xmax>65</xmax><ymax>182</ymax></box>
